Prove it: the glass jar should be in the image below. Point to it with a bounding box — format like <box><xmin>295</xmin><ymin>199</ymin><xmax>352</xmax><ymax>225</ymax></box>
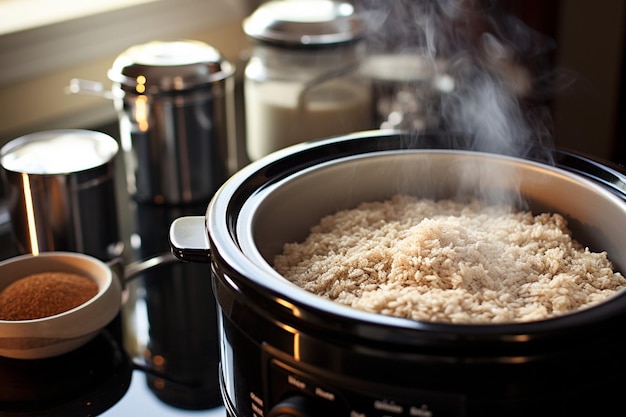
<box><xmin>243</xmin><ymin>0</ymin><xmax>373</xmax><ymax>161</ymax></box>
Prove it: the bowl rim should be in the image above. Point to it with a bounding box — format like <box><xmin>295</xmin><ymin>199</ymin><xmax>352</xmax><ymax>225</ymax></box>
<box><xmin>0</xmin><ymin>251</ymin><xmax>119</xmax><ymax>326</ymax></box>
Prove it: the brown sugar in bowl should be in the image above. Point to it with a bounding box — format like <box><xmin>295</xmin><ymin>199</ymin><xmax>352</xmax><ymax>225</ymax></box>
<box><xmin>0</xmin><ymin>272</ymin><xmax>99</xmax><ymax>321</ymax></box>
<box><xmin>0</xmin><ymin>252</ymin><xmax>122</xmax><ymax>359</ymax></box>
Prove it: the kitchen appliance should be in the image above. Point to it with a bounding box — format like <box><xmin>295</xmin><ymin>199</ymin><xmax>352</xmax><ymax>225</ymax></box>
<box><xmin>169</xmin><ymin>130</ymin><xmax>626</xmax><ymax>417</ymax></box>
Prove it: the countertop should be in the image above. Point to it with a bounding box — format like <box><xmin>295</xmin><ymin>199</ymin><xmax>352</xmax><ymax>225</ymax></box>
<box><xmin>0</xmin><ymin>190</ymin><xmax>227</xmax><ymax>416</ymax></box>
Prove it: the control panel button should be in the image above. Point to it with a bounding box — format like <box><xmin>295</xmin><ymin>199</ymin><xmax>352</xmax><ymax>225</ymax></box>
<box><xmin>268</xmin><ymin>395</ymin><xmax>333</xmax><ymax>417</ymax></box>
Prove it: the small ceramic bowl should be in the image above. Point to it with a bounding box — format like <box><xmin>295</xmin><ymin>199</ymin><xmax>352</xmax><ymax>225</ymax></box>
<box><xmin>0</xmin><ymin>252</ymin><xmax>122</xmax><ymax>359</ymax></box>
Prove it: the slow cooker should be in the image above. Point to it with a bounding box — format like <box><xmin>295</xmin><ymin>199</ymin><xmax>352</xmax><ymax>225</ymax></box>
<box><xmin>169</xmin><ymin>130</ymin><xmax>626</xmax><ymax>417</ymax></box>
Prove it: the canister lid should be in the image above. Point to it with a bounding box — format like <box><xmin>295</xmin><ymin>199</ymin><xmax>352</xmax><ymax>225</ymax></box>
<box><xmin>0</xmin><ymin>130</ymin><xmax>119</xmax><ymax>175</ymax></box>
<box><xmin>108</xmin><ymin>40</ymin><xmax>234</xmax><ymax>93</ymax></box>
<box><xmin>243</xmin><ymin>0</ymin><xmax>365</xmax><ymax>47</ymax></box>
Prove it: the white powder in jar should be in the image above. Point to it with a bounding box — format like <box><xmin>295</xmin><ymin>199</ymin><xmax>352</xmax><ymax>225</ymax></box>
<box><xmin>245</xmin><ymin>78</ymin><xmax>372</xmax><ymax>161</ymax></box>
<box><xmin>273</xmin><ymin>194</ymin><xmax>626</xmax><ymax>324</ymax></box>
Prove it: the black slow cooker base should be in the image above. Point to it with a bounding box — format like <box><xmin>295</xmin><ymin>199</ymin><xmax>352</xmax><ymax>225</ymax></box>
<box><xmin>217</xmin><ymin>293</ymin><xmax>626</xmax><ymax>417</ymax></box>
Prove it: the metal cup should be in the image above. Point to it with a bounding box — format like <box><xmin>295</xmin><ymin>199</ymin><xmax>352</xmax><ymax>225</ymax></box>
<box><xmin>0</xmin><ymin>129</ymin><xmax>123</xmax><ymax>260</ymax></box>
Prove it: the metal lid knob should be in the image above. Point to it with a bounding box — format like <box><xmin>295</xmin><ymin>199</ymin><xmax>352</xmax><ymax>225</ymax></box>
<box><xmin>107</xmin><ymin>40</ymin><xmax>234</xmax><ymax>93</ymax></box>
<box><xmin>243</xmin><ymin>0</ymin><xmax>365</xmax><ymax>47</ymax></box>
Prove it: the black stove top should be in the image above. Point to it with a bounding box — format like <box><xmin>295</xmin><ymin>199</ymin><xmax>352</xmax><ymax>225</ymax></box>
<box><xmin>0</xmin><ymin>197</ymin><xmax>226</xmax><ymax>417</ymax></box>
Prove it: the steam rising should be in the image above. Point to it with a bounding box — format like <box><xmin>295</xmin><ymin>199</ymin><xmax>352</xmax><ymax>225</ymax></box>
<box><xmin>357</xmin><ymin>0</ymin><xmax>555</xmax><ymax>154</ymax></box>
<box><xmin>442</xmin><ymin>57</ymin><xmax>531</xmax><ymax>155</ymax></box>
<box><xmin>356</xmin><ymin>0</ymin><xmax>558</xmax><ymax>206</ymax></box>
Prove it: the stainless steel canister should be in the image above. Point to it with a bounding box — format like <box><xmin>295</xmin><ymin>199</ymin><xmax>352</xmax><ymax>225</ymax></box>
<box><xmin>109</xmin><ymin>40</ymin><xmax>236</xmax><ymax>205</ymax></box>
<box><xmin>0</xmin><ymin>129</ymin><xmax>122</xmax><ymax>260</ymax></box>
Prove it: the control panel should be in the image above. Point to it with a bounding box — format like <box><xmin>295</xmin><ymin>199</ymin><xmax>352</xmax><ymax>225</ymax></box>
<box><xmin>266</xmin><ymin>358</ymin><xmax>466</xmax><ymax>417</ymax></box>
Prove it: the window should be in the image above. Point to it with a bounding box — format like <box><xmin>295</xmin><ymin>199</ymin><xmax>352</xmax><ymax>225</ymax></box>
<box><xmin>0</xmin><ymin>0</ymin><xmax>248</xmax><ymax>141</ymax></box>
<box><xmin>0</xmin><ymin>0</ymin><xmax>246</xmax><ymax>86</ymax></box>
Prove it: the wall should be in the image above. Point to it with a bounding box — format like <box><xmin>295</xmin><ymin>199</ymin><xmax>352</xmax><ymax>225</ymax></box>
<box><xmin>552</xmin><ymin>0</ymin><xmax>625</xmax><ymax>162</ymax></box>
<box><xmin>0</xmin><ymin>0</ymin><xmax>251</xmax><ymax>145</ymax></box>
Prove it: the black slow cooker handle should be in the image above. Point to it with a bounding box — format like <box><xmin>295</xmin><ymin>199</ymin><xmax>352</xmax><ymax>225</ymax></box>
<box><xmin>168</xmin><ymin>216</ymin><xmax>212</xmax><ymax>263</ymax></box>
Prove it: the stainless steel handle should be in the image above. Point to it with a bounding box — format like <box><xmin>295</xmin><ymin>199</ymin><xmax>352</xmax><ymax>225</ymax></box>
<box><xmin>168</xmin><ymin>216</ymin><xmax>212</xmax><ymax>263</ymax></box>
<box><xmin>65</xmin><ymin>78</ymin><xmax>114</xmax><ymax>100</ymax></box>
<box><xmin>124</xmin><ymin>252</ymin><xmax>178</xmax><ymax>280</ymax></box>
<box><xmin>106</xmin><ymin>252</ymin><xmax>179</xmax><ymax>287</ymax></box>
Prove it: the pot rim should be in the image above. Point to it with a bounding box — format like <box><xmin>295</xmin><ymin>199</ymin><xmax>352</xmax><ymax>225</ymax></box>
<box><xmin>206</xmin><ymin>130</ymin><xmax>626</xmax><ymax>346</ymax></box>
